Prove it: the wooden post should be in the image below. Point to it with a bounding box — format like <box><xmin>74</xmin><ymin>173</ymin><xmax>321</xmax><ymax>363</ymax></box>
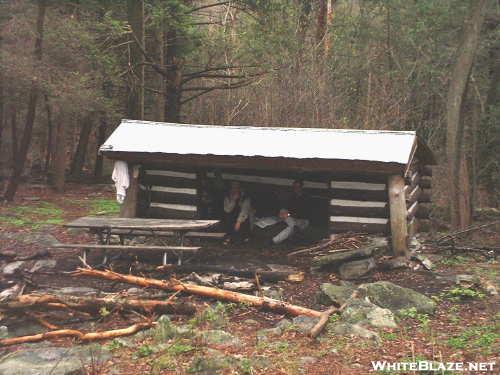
<box><xmin>120</xmin><ymin>165</ymin><xmax>139</xmax><ymax>218</ymax></box>
<box><xmin>388</xmin><ymin>175</ymin><xmax>408</xmax><ymax>256</ymax></box>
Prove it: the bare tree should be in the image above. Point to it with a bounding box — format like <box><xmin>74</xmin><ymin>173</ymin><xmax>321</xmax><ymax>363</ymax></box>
<box><xmin>446</xmin><ymin>0</ymin><xmax>487</xmax><ymax>229</ymax></box>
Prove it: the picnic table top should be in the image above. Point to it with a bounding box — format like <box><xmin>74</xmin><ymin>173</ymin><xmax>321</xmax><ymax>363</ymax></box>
<box><xmin>64</xmin><ymin>217</ymin><xmax>220</xmax><ymax>231</ymax></box>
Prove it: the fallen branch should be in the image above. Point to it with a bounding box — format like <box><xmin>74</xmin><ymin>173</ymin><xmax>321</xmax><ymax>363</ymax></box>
<box><xmin>436</xmin><ymin>221</ymin><xmax>499</xmax><ymax>243</ymax></box>
<box><xmin>287</xmin><ymin>238</ymin><xmax>335</xmax><ymax>258</ymax></box>
<box><xmin>73</xmin><ymin>268</ymin><xmax>322</xmax><ymax>318</ymax></box>
<box><xmin>0</xmin><ymin>294</ymin><xmax>196</xmax><ymax>316</ymax></box>
<box><xmin>309</xmin><ymin>290</ymin><xmax>359</xmax><ymax>339</ymax></box>
<box><xmin>0</xmin><ymin>322</ymin><xmax>153</xmax><ymax>347</ymax></box>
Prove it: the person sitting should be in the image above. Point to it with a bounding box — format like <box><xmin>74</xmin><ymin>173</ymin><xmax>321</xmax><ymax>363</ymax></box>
<box><xmin>287</xmin><ymin>179</ymin><xmax>310</xmax><ymax>220</ymax></box>
<box><xmin>271</xmin><ymin>208</ymin><xmax>309</xmax><ymax>244</ymax></box>
<box><xmin>223</xmin><ymin>181</ymin><xmax>253</xmax><ymax>244</ymax></box>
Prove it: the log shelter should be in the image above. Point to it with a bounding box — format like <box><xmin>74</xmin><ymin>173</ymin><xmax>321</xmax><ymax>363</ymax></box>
<box><xmin>100</xmin><ymin>120</ymin><xmax>436</xmax><ymax>256</ymax></box>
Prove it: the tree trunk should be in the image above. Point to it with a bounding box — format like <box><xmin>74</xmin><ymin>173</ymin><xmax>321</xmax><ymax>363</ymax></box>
<box><xmin>2</xmin><ymin>0</ymin><xmax>47</xmax><ymax>201</ymax></box>
<box><xmin>70</xmin><ymin>115</ymin><xmax>93</xmax><ymax>178</ymax></box>
<box><xmin>152</xmin><ymin>24</ymin><xmax>165</xmax><ymax>122</ymax></box>
<box><xmin>446</xmin><ymin>0</ymin><xmax>487</xmax><ymax>229</ymax></box>
<box><xmin>164</xmin><ymin>28</ymin><xmax>183</xmax><ymax>122</ymax></box>
<box><xmin>10</xmin><ymin>105</ymin><xmax>17</xmax><ymax>167</ymax></box>
<box><xmin>43</xmin><ymin>94</ymin><xmax>53</xmax><ymax>173</ymax></box>
<box><xmin>0</xmin><ymin>27</ymin><xmax>4</xmax><ymax>159</ymax></box>
<box><xmin>119</xmin><ymin>165</ymin><xmax>139</xmax><ymax>218</ymax></box>
<box><xmin>126</xmin><ymin>0</ymin><xmax>144</xmax><ymax>120</ymax></box>
<box><xmin>94</xmin><ymin>113</ymin><xmax>106</xmax><ymax>179</ymax></box>
<box><xmin>52</xmin><ymin>116</ymin><xmax>67</xmax><ymax>192</ymax></box>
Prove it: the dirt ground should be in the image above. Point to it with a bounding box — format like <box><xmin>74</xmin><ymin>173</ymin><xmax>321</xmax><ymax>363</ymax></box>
<box><xmin>0</xmin><ymin>183</ymin><xmax>498</xmax><ymax>374</ymax></box>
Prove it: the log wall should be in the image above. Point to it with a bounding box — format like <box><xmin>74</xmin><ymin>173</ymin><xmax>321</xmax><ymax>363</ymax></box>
<box><xmin>404</xmin><ymin>161</ymin><xmax>432</xmax><ymax>237</ymax></box>
<box><xmin>329</xmin><ymin>178</ymin><xmax>389</xmax><ymax>234</ymax></box>
<box><xmin>141</xmin><ymin>169</ymin><xmax>198</xmax><ymax>219</ymax></box>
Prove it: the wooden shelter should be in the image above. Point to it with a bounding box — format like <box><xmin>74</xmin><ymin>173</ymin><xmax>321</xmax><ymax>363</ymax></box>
<box><xmin>100</xmin><ymin>120</ymin><xmax>436</xmax><ymax>256</ymax></box>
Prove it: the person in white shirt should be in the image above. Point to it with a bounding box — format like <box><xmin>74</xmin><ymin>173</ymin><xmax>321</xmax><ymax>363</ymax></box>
<box><xmin>223</xmin><ymin>181</ymin><xmax>253</xmax><ymax>244</ymax></box>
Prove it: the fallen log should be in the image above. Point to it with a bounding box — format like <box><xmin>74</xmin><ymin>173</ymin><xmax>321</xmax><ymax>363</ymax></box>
<box><xmin>73</xmin><ymin>268</ymin><xmax>322</xmax><ymax>318</ymax></box>
<box><xmin>0</xmin><ymin>294</ymin><xmax>196</xmax><ymax>316</ymax></box>
<box><xmin>0</xmin><ymin>322</ymin><xmax>153</xmax><ymax>347</ymax></box>
<box><xmin>158</xmin><ymin>264</ymin><xmax>302</xmax><ymax>282</ymax></box>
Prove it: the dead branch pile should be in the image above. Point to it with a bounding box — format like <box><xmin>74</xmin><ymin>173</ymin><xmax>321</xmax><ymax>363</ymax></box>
<box><xmin>287</xmin><ymin>233</ymin><xmax>369</xmax><ymax>258</ymax></box>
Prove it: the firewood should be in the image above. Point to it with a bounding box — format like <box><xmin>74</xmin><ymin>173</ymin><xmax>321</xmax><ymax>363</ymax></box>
<box><xmin>73</xmin><ymin>268</ymin><xmax>322</xmax><ymax>318</ymax></box>
<box><xmin>0</xmin><ymin>322</ymin><xmax>153</xmax><ymax>347</ymax></box>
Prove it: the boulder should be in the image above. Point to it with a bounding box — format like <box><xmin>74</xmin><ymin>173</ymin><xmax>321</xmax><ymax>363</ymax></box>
<box><xmin>189</xmin><ymin>348</ymin><xmax>238</xmax><ymax>374</ymax></box>
<box><xmin>329</xmin><ymin>323</ymin><xmax>380</xmax><ymax>344</ymax></box>
<box><xmin>256</xmin><ymin>327</ymin><xmax>282</xmax><ymax>343</ymax></box>
<box><xmin>200</xmin><ymin>330</ymin><xmax>241</xmax><ymax>348</ymax></box>
<box><xmin>317</xmin><ymin>283</ymin><xmax>356</xmax><ymax>306</ymax></box>
<box><xmin>378</xmin><ymin>256</ymin><xmax>409</xmax><ymax>270</ymax></box>
<box><xmin>3</xmin><ymin>261</ymin><xmax>25</xmax><ymax>275</ymax></box>
<box><xmin>0</xmin><ymin>345</ymin><xmax>110</xmax><ymax>375</ymax></box>
<box><xmin>358</xmin><ymin>281</ymin><xmax>435</xmax><ymax>315</ymax></box>
<box><xmin>341</xmin><ymin>299</ymin><xmax>397</xmax><ymax>328</ymax></box>
<box><xmin>338</xmin><ymin>257</ymin><xmax>376</xmax><ymax>280</ymax></box>
<box><xmin>291</xmin><ymin>315</ymin><xmax>319</xmax><ymax>334</ymax></box>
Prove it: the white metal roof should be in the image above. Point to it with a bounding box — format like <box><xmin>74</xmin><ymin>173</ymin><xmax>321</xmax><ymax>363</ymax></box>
<box><xmin>101</xmin><ymin>120</ymin><xmax>418</xmax><ymax>165</ymax></box>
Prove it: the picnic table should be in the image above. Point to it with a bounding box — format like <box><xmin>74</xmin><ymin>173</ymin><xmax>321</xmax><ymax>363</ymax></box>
<box><xmin>55</xmin><ymin>217</ymin><xmax>220</xmax><ymax>265</ymax></box>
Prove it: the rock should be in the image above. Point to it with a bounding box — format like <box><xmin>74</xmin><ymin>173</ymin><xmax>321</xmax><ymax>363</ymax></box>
<box><xmin>189</xmin><ymin>348</ymin><xmax>238</xmax><ymax>374</ymax></box>
<box><xmin>152</xmin><ymin>316</ymin><xmax>194</xmax><ymax>342</ymax></box>
<box><xmin>0</xmin><ymin>326</ymin><xmax>8</xmax><ymax>339</ymax></box>
<box><xmin>261</xmin><ymin>286</ymin><xmax>283</xmax><ymax>300</ymax></box>
<box><xmin>29</xmin><ymin>259</ymin><xmax>57</xmax><ymax>273</ymax></box>
<box><xmin>341</xmin><ymin>299</ymin><xmax>397</xmax><ymax>328</ymax></box>
<box><xmin>275</xmin><ymin>318</ymin><xmax>293</xmax><ymax>331</ymax></box>
<box><xmin>411</xmin><ymin>254</ymin><xmax>434</xmax><ymax>270</ymax></box>
<box><xmin>358</xmin><ymin>281</ymin><xmax>435</xmax><ymax>315</ymax></box>
<box><xmin>0</xmin><ymin>250</ymin><xmax>16</xmax><ymax>258</ymax></box>
<box><xmin>338</xmin><ymin>257</ymin><xmax>376</xmax><ymax>280</ymax></box>
<box><xmin>242</xmin><ymin>319</ymin><xmax>259</xmax><ymax>326</ymax></box>
<box><xmin>291</xmin><ymin>315</ymin><xmax>319</xmax><ymax>334</ymax></box>
<box><xmin>379</xmin><ymin>256</ymin><xmax>409</xmax><ymax>270</ymax></box>
<box><xmin>455</xmin><ymin>274</ymin><xmax>478</xmax><ymax>286</ymax></box>
<box><xmin>58</xmin><ymin>287</ymin><xmax>98</xmax><ymax>296</ymax></box>
<box><xmin>200</xmin><ymin>330</ymin><xmax>241</xmax><ymax>348</ymax></box>
<box><xmin>0</xmin><ymin>345</ymin><xmax>110</xmax><ymax>375</ymax></box>
<box><xmin>256</xmin><ymin>327</ymin><xmax>282</xmax><ymax>342</ymax></box>
<box><xmin>311</xmin><ymin>247</ymin><xmax>375</xmax><ymax>270</ymax></box>
<box><xmin>317</xmin><ymin>283</ymin><xmax>356</xmax><ymax>306</ymax></box>
<box><xmin>330</xmin><ymin>323</ymin><xmax>380</xmax><ymax>344</ymax></box>
<box><xmin>2</xmin><ymin>261</ymin><xmax>25</xmax><ymax>275</ymax></box>
<box><xmin>21</xmin><ymin>233</ymin><xmax>59</xmax><ymax>247</ymax></box>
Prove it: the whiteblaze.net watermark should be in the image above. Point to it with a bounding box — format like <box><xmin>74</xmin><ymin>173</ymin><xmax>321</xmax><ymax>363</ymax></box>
<box><xmin>371</xmin><ymin>360</ymin><xmax>496</xmax><ymax>372</ymax></box>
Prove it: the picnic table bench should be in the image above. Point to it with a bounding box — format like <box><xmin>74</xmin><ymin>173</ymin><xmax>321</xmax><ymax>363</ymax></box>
<box><xmin>54</xmin><ymin>217</ymin><xmax>220</xmax><ymax>265</ymax></box>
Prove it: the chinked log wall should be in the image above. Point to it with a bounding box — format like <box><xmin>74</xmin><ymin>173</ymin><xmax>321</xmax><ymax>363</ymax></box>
<box><xmin>138</xmin><ymin>166</ymin><xmax>432</xmax><ymax>237</ymax></box>
<box><xmin>404</xmin><ymin>162</ymin><xmax>432</xmax><ymax>238</ymax></box>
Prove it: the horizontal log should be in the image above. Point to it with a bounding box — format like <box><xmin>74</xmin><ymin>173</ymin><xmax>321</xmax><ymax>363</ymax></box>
<box><xmin>149</xmin><ymin>203</ymin><xmax>198</xmax><ymax>219</ymax></box>
<box><xmin>421</xmin><ymin>165</ymin><xmax>433</xmax><ymax>177</ymax></box>
<box><xmin>150</xmin><ymin>191</ymin><xmax>198</xmax><ymax>205</ymax></box>
<box><xmin>419</xmin><ymin>189</ymin><xmax>432</xmax><ymax>203</ymax></box>
<box><xmin>330</xmin><ymin>219</ymin><xmax>389</xmax><ymax>234</ymax></box>
<box><xmin>329</xmin><ymin>203</ymin><xmax>388</xmax><ymax>218</ymax></box>
<box><xmin>416</xmin><ymin>204</ymin><xmax>431</xmax><ymax>219</ymax></box>
<box><xmin>330</xmin><ymin>181</ymin><xmax>386</xmax><ymax>191</ymax></box>
<box><xmin>420</xmin><ymin>177</ymin><xmax>432</xmax><ymax>189</ymax></box>
<box><xmin>111</xmin><ymin>229</ymin><xmax>225</xmax><ymax>239</ymax></box>
<box><xmin>404</xmin><ymin>171</ymin><xmax>420</xmax><ymax>188</ymax></box>
<box><xmin>331</xmin><ymin>188</ymin><xmax>388</xmax><ymax>201</ymax></box>
<box><xmin>142</xmin><ymin>175</ymin><xmax>198</xmax><ymax>188</ymax></box>
<box><xmin>53</xmin><ymin>244</ymin><xmax>201</xmax><ymax>251</ymax></box>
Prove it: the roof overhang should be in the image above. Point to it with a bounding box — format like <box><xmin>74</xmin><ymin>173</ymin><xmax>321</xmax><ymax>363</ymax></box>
<box><xmin>100</xmin><ymin>120</ymin><xmax>436</xmax><ymax>175</ymax></box>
